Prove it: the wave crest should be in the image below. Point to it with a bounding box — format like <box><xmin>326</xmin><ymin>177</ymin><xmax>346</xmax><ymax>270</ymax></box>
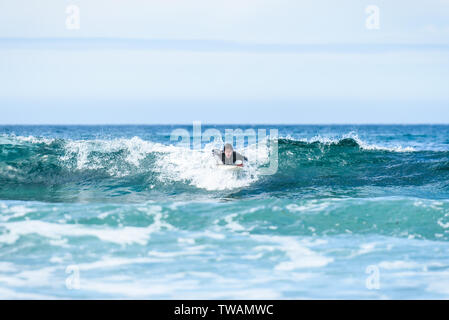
<box><xmin>0</xmin><ymin>134</ymin><xmax>447</xmax><ymax>199</ymax></box>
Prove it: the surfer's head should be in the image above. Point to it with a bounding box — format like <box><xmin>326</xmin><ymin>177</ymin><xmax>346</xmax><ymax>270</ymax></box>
<box><xmin>224</xmin><ymin>143</ymin><xmax>233</xmax><ymax>159</ymax></box>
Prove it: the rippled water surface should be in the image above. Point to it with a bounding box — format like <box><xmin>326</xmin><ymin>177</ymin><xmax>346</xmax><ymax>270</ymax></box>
<box><xmin>1</xmin><ymin>125</ymin><xmax>449</xmax><ymax>299</ymax></box>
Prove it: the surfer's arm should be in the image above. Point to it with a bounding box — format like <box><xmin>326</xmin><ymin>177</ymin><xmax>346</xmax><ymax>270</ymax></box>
<box><xmin>212</xmin><ymin>149</ymin><xmax>222</xmax><ymax>157</ymax></box>
<box><xmin>212</xmin><ymin>149</ymin><xmax>223</xmax><ymax>163</ymax></box>
<box><xmin>235</xmin><ymin>152</ymin><xmax>248</xmax><ymax>162</ymax></box>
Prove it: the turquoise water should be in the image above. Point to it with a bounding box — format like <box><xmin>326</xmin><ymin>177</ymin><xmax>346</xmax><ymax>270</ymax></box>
<box><xmin>1</xmin><ymin>125</ymin><xmax>449</xmax><ymax>299</ymax></box>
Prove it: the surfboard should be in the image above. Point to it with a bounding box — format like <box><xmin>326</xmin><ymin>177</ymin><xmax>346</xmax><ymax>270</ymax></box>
<box><xmin>216</xmin><ymin>164</ymin><xmax>243</xmax><ymax>171</ymax></box>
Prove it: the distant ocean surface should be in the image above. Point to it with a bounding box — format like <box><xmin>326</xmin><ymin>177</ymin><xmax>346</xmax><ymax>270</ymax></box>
<box><xmin>1</xmin><ymin>125</ymin><xmax>449</xmax><ymax>299</ymax></box>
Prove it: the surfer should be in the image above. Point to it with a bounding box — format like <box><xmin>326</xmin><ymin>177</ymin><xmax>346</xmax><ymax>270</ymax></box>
<box><xmin>213</xmin><ymin>143</ymin><xmax>248</xmax><ymax>166</ymax></box>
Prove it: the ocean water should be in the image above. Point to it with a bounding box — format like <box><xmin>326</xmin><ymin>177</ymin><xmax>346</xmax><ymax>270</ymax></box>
<box><xmin>1</xmin><ymin>124</ymin><xmax>449</xmax><ymax>299</ymax></box>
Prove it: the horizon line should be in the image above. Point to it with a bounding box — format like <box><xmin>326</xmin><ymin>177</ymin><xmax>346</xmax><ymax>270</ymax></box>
<box><xmin>1</xmin><ymin>37</ymin><xmax>449</xmax><ymax>53</ymax></box>
<box><xmin>1</xmin><ymin>123</ymin><xmax>449</xmax><ymax>126</ymax></box>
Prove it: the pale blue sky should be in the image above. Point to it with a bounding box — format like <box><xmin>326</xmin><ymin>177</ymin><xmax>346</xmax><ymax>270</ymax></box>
<box><xmin>1</xmin><ymin>0</ymin><xmax>449</xmax><ymax>124</ymax></box>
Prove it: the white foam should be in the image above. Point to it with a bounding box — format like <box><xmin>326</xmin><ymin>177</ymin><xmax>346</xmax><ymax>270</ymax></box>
<box><xmin>55</xmin><ymin>136</ymin><xmax>268</xmax><ymax>190</ymax></box>
<box><xmin>251</xmin><ymin>235</ymin><xmax>333</xmax><ymax>271</ymax></box>
<box><xmin>148</xmin><ymin>245</ymin><xmax>208</xmax><ymax>258</ymax></box>
<box><xmin>426</xmin><ymin>275</ymin><xmax>449</xmax><ymax>295</ymax></box>
<box><xmin>78</xmin><ymin>275</ymin><xmax>199</xmax><ymax>298</ymax></box>
<box><xmin>1</xmin><ymin>134</ymin><xmax>273</xmax><ymax>190</ymax></box>
<box><xmin>201</xmin><ymin>230</ymin><xmax>226</xmax><ymax>240</ymax></box>
<box><xmin>0</xmin><ymin>287</ymin><xmax>55</xmax><ymax>299</ymax></box>
<box><xmin>0</xmin><ymin>217</ymin><xmax>173</xmax><ymax>245</ymax></box>
<box><xmin>155</xmin><ymin>141</ymin><xmax>265</xmax><ymax>191</ymax></box>
<box><xmin>0</xmin><ymin>204</ymin><xmax>35</xmax><ymax>221</ymax></box>
<box><xmin>178</xmin><ymin>237</ymin><xmax>195</xmax><ymax>244</ymax></box>
<box><xmin>348</xmin><ymin>134</ymin><xmax>416</xmax><ymax>152</ymax></box>
<box><xmin>49</xmin><ymin>254</ymin><xmax>71</xmax><ymax>264</ymax></box>
<box><xmin>286</xmin><ymin>200</ymin><xmax>331</xmax><ymax>213</ymax></box>
<box><xmin>438</xmin><ymin>213</ymin><xmax>449</xmax><ymax>229</ymax></box>
<box><xmin>378</xmin><ymin>260</ymin><xmax>421</xmax><ymax>270</ymax></box>
<box><xmin>0</xmin><ymin>134</ymin><xmax>54</xmax><ymax>146</ymax></box>
<box><xmin>76</xmin><ymin>257</ymin><xmax>165</xmax><ymax>271</ymax></box>
<box><xmin>348</xmin><ymin>242</ymin><xmax>378</xmax><ymax>257</ymax></box>
<box><xmin>221</xmin><ymin>213</ymin><xmax>246</xmax><ymax>232</ymax></box>
<box><xmin>0</xmin><ymin>262</ymin><xmax>15</xmax><ymax>272</ymax></box>
<box><xmin>0</xmin><ymin>266</ymin><xmax>57</xmax><ymax>287</ymax></box>
<box><xmin>60</xmin><ymin>136</ymin><xmax>164</xmax><ymax>175</ymax></box>
<box><xmin>284</xmin><ymin>132</ymin><xmax>416</xmax><ymax>152</ymax></box>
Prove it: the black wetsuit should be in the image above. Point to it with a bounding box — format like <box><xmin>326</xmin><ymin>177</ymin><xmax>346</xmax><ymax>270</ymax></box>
<box><xmin>212</xmin><ymin>149</ymin><xmax>247</xmax><ymax>165</ymax></box>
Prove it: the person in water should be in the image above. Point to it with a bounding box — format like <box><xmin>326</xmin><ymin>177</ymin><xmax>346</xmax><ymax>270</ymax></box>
<box><xmin>213</xmin><ymin>143</ymin><xmax>248</xmax><ymax>166</ymax></box>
